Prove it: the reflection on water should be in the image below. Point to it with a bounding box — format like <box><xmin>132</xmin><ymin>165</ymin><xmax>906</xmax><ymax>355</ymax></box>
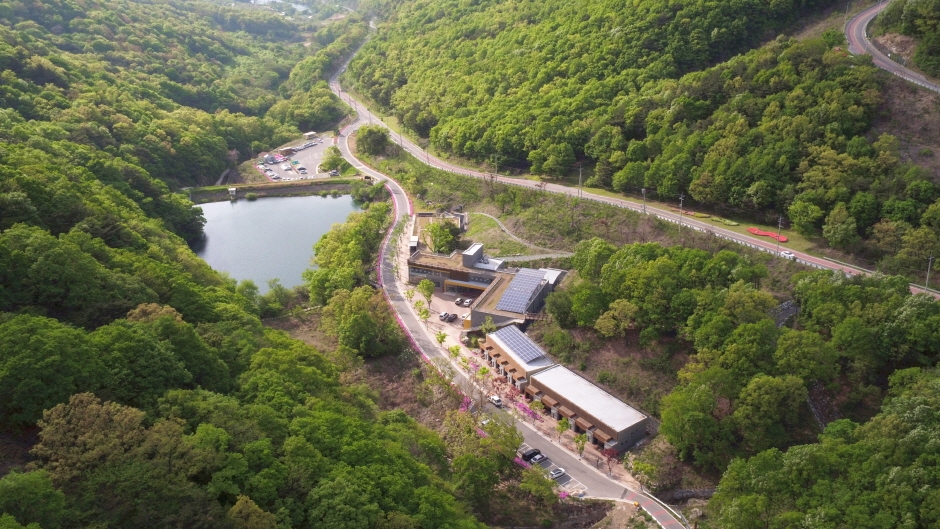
<box><xmin>194</xmin><ymin>195</ymin><xmax>361</xmax><ymax>293</ymax></box>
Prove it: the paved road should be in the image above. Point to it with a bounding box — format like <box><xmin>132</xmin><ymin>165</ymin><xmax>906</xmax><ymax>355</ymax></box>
<box><xmin>846</xmin><ymin>1</ymin><xmax>940</xmax><ymax>94</ymax></box>
<box><xmin>330</xmin><ymin>56</ymin><xmax>938</xmax><ymax>297</ymax></box>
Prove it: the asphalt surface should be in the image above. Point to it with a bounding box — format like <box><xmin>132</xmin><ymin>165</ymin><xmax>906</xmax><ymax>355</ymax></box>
<box><xmin>846</xmin><ymin>1</ymin><xmax>940</xmax><ymax>94</ymax></box>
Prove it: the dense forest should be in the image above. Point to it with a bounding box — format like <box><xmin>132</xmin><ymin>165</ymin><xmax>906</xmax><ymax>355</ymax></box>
<box><xmin>0</xmin><ymin>0</ymin><xmax>355</xmax><ymax>191</ymax></box>
<box><xmin>876</xmin><ymin>0</ymin><xmax>940</xmax><ymax>77</ymax></box>
<box><xmin>544</xmin><ymin>239</ymin><xmax>940</xmax><ymax>526</ymax></box>
<box><xmin>347</xmin><ymin>0</ymin><xmax>940</xmax><ymax>266</ymax></box>
<box><xmin>0</xmin><ymin>0</ymin><xmax>523</xmax><ymax>527</ymax></box>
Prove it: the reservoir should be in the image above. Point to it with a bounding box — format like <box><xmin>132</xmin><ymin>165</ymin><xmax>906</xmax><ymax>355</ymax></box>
<box><xmin>194</xmin><ymin>195</ymin><xmax>361</xmax><ymax>293</ymax></box>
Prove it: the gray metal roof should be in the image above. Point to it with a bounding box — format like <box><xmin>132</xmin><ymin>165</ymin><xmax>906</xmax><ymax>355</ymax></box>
<box><xmin>532</xmin><ymin>365</ymin><xmax>647</xmax><ymax>433</ymax></box>
<box><xmin>495</xmin><ymin>268</ymin><xmax>545</xmax><ymax>313</ymax></box>
<box><xmin>489</xmin><ymin>325</ymin><xmax>553</xmax><ymax>367</ymax></box>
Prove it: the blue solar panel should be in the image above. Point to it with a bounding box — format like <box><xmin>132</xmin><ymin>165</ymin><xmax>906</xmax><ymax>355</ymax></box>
<box><xmin>492</xmin><ymin>325</ymin><xmax>546</xmax><ymax>363</ymax></box>
<box><xmin>496</xmin><ymin>268</ymin><xmax>545</xmax><ymax>313</ymax></box>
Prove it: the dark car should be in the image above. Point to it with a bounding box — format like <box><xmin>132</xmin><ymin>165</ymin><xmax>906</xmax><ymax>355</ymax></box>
<box><xmin>439</xmin><ymin>312</ymin><xmax>449</xmax><ymax>321</ymax></box>
<box><xmin>520</xmin><ymin>448</ymin><xmax>541</xmax><ymax>462</ymax></box>
<box><xmin>446</xmin><ymin>313</ymin><xmax>458</xmax><ymax>322</ymax></box>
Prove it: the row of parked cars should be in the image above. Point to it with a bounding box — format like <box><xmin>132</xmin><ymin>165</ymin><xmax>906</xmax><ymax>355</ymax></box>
<box><xmin>519</xmin><ymin>448</ymin><xmax>565</xmax><ymax>480</ymax></box>
<box><xmin>454</xmin><ymin>297</ymin><xmax>474</xmax><ymax>307</ymax></box>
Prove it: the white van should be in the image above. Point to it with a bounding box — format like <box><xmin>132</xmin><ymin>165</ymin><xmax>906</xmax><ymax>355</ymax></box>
<box><xmin>281</xmin><ymin>163</ymin><xmax>291</xmax><ymax>171</ymax></box>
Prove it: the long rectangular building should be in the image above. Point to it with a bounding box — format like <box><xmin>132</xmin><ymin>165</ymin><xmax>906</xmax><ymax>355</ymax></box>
<box><xmin>529</xmin><ymin>365</ymin><xmax>649</xmax><ymax>452</ymax></box>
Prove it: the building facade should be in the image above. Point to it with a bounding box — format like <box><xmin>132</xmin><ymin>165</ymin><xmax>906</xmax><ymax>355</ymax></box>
<box><xmin>480</xmin><ymin>325</ymin><xmax>554</xmax><ymax>390</ymax></box>
<box><xmin>528</xmin><ymin>365</ymin><xmax>649</xmax><ymax>452</ymax></box>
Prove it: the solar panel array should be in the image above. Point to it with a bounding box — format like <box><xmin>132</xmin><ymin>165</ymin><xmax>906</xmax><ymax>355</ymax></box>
<box><xmin>495</xmin><ymin>268</ymin><xmax>545</xmax><ymax>313</ymax></box>
<box><xmin>492</xmin><ymin>325</ymin><xmax>546</xmax><ymax>363</ymax></box>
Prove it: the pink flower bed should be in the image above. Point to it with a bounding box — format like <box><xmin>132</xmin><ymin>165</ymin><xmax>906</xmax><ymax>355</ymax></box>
<box><xmin>514</xmin><ymin>457</ymin><xmax>531</xmax><ymax>468</ymax></box>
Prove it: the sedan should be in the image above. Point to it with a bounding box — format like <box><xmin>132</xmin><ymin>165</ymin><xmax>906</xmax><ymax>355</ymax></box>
<box><xmin>454</xmin><ymin>297</ymin><xmax>464</xmax><ymax>305</ymax></box>
<box><xmin>780</xmin><ymin>250</ymin><xmax>795</xmax><ymax>259</ymax></box>
<box><xmin>462</xmin><ymin>299</ymin><xmax>473</xmax><ymax>307</ymax></box>
<box><xmin>548</xmin><ymin>468</ymin><xmax>566</xmax><ymax>480</ymax></box>
<box><xmin>439</xmin><ymin>312</ymin><xmax>450</xmax><ymax>321</ymax></box>
<box><xmin>530</xmin><ymin>453</ymin><xmax>547</xmax><ymax>464</ymax></box>
<box><xmin>446</xmin><ymin>313</ymin><xmax>458</xmax><ymax>322</ymax></box>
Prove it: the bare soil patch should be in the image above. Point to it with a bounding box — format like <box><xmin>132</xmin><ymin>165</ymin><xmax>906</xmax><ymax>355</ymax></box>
<box><xmin>874</xmin><ymin>33</ymin><xmax>917</xmax><ymax>62</ymax></box>
<box><xmin>871</xmin><ymin>74</ymin><xmax>940</xmax><ymax>181</ymax></box>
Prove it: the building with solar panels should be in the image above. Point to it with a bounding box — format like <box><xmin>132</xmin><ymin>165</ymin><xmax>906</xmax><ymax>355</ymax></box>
<box><xmin>480</xmin><ymin>325</ymin><xmax>555</xmax><ymax>391</ymax></box>
<box><xmin>467</xmin><ymin>267</ymin><xmax>565</xmax><ymax>328</ymax></box>
<box><xmin>529</xmin><ymin>365</ymin><xmax>649</xmax><ymax>452</ymax></box>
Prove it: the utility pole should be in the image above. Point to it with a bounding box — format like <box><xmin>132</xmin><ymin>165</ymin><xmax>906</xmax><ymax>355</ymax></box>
<box><xmin>678</xmin><ymin>194</ymin><xmax>685</xmax><ymax>228</ymax></box>
<box><xmin>775</xmin><ymin>215</ymin><xmax>784</xmax><ymax>255</ymax></box>
<box><xmin>578</xmin><ymin>164</ymin><xmax>583</xmax><ymax>199</ymax></box>
<box><xmin>641</xmin><ymin>188</ymin><xmax>647</xmax><ymax>214</ymax></box>
<box><xmin>927</xmin><ymin>255</ymin><xmax>935</xmax><ymax>291</ymax></box>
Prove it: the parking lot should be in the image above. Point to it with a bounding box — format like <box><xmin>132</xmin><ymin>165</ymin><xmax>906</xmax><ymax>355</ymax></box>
<box><xmin>255</xmin><ymin>136</ymin><xmax>337</xmax><ymax>182</ymax></box>
<box><xmin>518</xmin><ymin>442</ymin><xmax>587</xmax><ymax>496</ymax></box>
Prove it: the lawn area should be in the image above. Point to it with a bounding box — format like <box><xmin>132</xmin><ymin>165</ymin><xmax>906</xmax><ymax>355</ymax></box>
<box><xmin>464</xmin><ymin>213</ymin><xmax>541</xmax><ymax>257</ymax></box>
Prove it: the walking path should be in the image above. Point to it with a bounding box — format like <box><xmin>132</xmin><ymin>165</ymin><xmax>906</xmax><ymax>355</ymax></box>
<box><xmin>470</xmin><ymin>212</ymin><xmax>573</xmax><ymax>256</ymax></box>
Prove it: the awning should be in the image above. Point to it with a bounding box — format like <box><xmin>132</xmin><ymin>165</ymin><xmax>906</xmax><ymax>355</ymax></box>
<box><xmin>540</xmin><ymin>395</ymin><xmax>558</xmax><ymax>408</ymax></box>
<box><xmin>575</xmin><ymin>417</ymin><xmax>594</xmax><ymax>431</ymax></box>
<box><xmin>558</xmin><ymin>406</ymin><xmax>576</xmax><ymax>418</ymax></box>
<box><xmin>508</xmin><ymin>368</ymin><xmax>517</xmax><ymax>373</ymax></box>
<box><xmin>593</xmin><ymin>429</ymin><xmax>612</xmax><ymax>442</ymax></box>
<box><xmin>524</xmin><ymin>385</ymin><xmax>541</xmax><ymax>396</ymax></box>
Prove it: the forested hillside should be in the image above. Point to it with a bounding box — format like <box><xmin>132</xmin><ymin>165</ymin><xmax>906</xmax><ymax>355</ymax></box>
<box><xmin>0</xmin><ymin>1</ymin><xmax>506</xmax><ymax>527</ymax></box>
<box><xmin>0</xmin><ymin>0</ymin><xmax>352</xmax><ymax>190</ymax></box>
<box><xmin>347</xmin><ymin>0</ymin><xmax>940</xmax><ymax>267</ymax></box>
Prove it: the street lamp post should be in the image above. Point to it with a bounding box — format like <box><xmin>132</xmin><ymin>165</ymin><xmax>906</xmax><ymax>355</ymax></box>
<box><xmin>572</xmin><ymin>162</ymin><xmax>582</xmax><ymax>199</ymax></box>
<box><xmin>678</xmin><ymin>194</ymin><xmax>685</xmax><ymax>228</ymax></box>
<box><xmin>775</xmin><ymin>215</ymin><xmax>784</xmax><ymax>255</ymax></box>
<box><xmin>927</xmin><ymin>255</ymin><xmax>935</xmax><ymax>291</ymax></box>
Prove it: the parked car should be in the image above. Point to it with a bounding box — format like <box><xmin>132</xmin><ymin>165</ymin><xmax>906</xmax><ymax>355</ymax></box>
<box><xmin>299</xmin><ymin>169</ymin><xmax>307</xmax><ymax>174</ymax></box>
<box><xmin>446</xmin><ymin>313</ymin><xmax>458</xmax><ymax>322</ymax></box>
<box><xmin>548</xmin><ymin>468</ymin><xmax>566</xmax><ymax>480</ymax></box>
<box><xmin>454</xmin><ymin>297</ymin><xmax>464</xmax><ymax>305</ymax></box>
<box><xmin>462</xmin><ymin>298</ymin><xmax>473</xmax><ymax>307</ymax></box>
<box><xmin>520</xmin><ymin>448</ymin><xmax>541</xmax><ymax>462</ymax></box>
<box><xmin>329</xmin><ymin>169</ymin><xmax>339</xmax><ymax>176</ymax></box>
<box><xmin>488</xmin><ymin>395</ymin><xmax>502</xmax><ymax>408</ymax></box>
<box><xmin>439</xmin><ymin>312</ymin><xmax>450</xmax><ymax>321</ymax></box>
<box><xmin>530</xmin><ymin>453</ymin><xmax>547</xmax><ymax>464</ymax></box>
<box><xmin>780</xmin><ymin>250</ymin><xmax>795</xmax><ymax>259</ymax></box>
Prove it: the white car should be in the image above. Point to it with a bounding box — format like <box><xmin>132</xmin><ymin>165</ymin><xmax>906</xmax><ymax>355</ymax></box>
<box><xmin>780</xmin><ymin>250</ymin><xmax>795</xmax><ymax>259</ymax></box>
<box><xmin>488</xmin><ymin>395</ymin><xmax>502</xmax><ymax>408</ymax></box>
<box><xmin>548</xmin><ymin>468</ymin><xmax>566</xmax><ymax>480</ymax></box>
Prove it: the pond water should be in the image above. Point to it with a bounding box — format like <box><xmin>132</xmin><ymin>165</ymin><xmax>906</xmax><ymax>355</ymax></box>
<box><xmin>193</xmin><ymin>195</ymin><xmax>361</xmax><ymax>293</ymax></box>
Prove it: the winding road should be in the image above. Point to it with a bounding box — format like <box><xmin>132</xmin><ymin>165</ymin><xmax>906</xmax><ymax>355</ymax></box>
<box><xmin>330</xmin><ymin>63</ymin><xmax>938</xmax><ymax>297</ymax></box>
<box><xmin>846</xmin><ymin>1</ymin><xmax>940</xmax><ymax>94</ymax></box>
